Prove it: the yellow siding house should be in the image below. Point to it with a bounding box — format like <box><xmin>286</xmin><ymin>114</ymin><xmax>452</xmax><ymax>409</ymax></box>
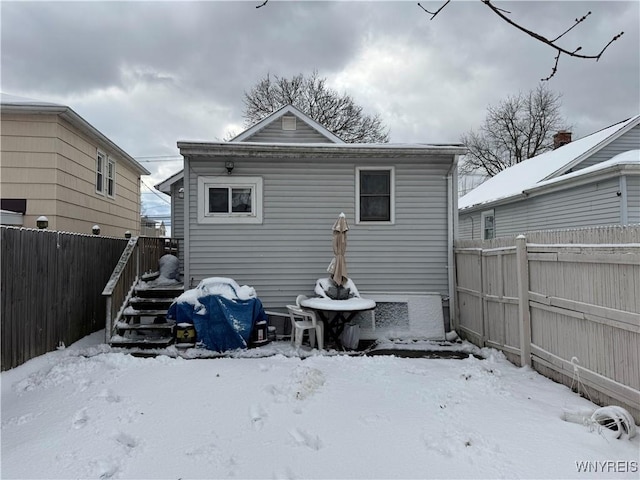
<box><xmin>1</xmin><ymin>94</ymin><xmax>150</xmax><ymax>236</ymax></box>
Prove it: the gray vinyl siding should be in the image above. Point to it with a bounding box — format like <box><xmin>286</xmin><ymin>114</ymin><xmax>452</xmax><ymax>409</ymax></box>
<box><xmin>170</xmin><ymin>178</ymin><xmax>184</xmax><ymax>269</ymax></box>
<box><xmin>494</xmin><ymin>178</ymin><xmax>621</xmax><ymax>236</ymax></box>
<box><xmin>628</xmin><ymin>175</ymin><xmax>640</xmax><ymax>225</ymax></box>
<box><xmin>458</xmin><ymin>210</ymin><xmax>482</xmax><ymax>240</ymax></box>
<box><xmin>572</xmin><ymin>125</ymin><xmax>640</xmax><ymax>171</ymax></box>
<box><xmin>243</xmin><ymin>115</ymin><xmax>335</xmax><ymax>143</ymax></box>
<box><xmin>187</xmin><ymin>156</ymin><xmax>452</xmax><ymax>309</ymax></box>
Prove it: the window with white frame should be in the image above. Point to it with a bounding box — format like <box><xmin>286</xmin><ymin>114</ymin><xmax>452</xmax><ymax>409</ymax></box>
<box><xmin>96</xmin><ymin>151</ymin><xmax>105</xmax><ymax>194</ymax></box>
<box><xmin>197</xmin><ymin>176</ymin><xmax>263</xmax><ymax>224</ymax></box>
<box><xmin>481</xmin><ymin>210</ymin><xmax>495</xmax><ymax>240</ymax></box>
<box><xmin>107</xmin><ymin>159</ymin><xmax>116</xmax><ymax>197</ymax></box>
<box><xmin>356</xmin><ymin>167</ymin><xmax>394</xmax><ymax>223</ymax></box>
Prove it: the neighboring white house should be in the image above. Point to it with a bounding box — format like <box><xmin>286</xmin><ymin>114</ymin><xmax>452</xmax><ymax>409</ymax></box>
<box><xmin>1</xmin><ymin>94</ymin><xmax>150</xmax><ymax>235</ymax></box>
<box><xmin>458</xmin><ymin>114</ymin><xmax>640</xmax><ymax>240</ymax></box>
<box><xmin>157</xmin><ymin>105</ymin><xmax>467</xmax><ymax>323</ymax></box>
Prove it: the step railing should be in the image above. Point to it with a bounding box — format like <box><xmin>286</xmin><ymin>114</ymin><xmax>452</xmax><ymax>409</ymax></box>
<box><xmin>102</xmin><ymin>236</ymin><xmax>180</xmax><ymax>343</ymax></box>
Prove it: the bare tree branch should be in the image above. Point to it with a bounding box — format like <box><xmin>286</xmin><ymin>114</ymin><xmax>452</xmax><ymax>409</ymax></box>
<box><xmin>255</xmin><ymin>0</ymin><xmax>268</xmax><ymax>9</ymax></box>
<box><xmin>415</xmin><ymin>0</ymin><xmax>623</xmax><ymax>80</ymax></box>
<box><xmin>460</xmin><ymin>84</ymin><xmax>567</xmax><ymax>177</ymax></box>
<box><xmin>480</xmin><ymin>0</ymin><xmax>624</xmax><ymax>80</ymax></box>
<box><xmin>416</xmin><ymin>0</ymin><xmax>450</xmax><ymax>20</ymax></box>
<box><xmin>242</xmin><ymin>71</ymin><xmax>390</xmax><ymax>143</ymax></box>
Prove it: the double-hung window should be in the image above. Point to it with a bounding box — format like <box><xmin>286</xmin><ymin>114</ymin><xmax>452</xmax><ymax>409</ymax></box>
<box><xmin>356</xmin><ymin>167</ymin><xmax>394</xmax><ymax>224</ymax></box>
<box><xmin>107</xmin><ymin>159</ymin><xmax>116</xmax><ymax>197</ymax></box>
<box><xmin>481</xmin><ymin>210</ymin><xmax>495</xmax><ymax>240</ymax></box>
<box><xmin>96</xmin><ymin>151</ymin><xmax>105</xmax><ymax>194</ymax></box>
<box><xmin>197</xmin><ymin>176</ymin><xmax>263</xmax><ymax>224</ymax></box>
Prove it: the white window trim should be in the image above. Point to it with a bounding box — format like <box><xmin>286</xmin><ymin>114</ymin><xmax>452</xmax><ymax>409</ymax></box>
<box><xmin>481</xmin><ymin>209</ymin><xmax>495</xmax><ymax>240</ymax></box>
<box><xmin>197</xmin><ymin>176</ymin><xmax>263</xmax><ymax>224</ymax></box>
<box><xmin>106</xmin><ymin>158</ymin><xmax>116</xmax><ymax>198</ymax></box>
<box><xmin>355</xmin><ymin>166</ymin><xmax>395</xmax><ymax>225</ymax></box>
<box><xmin>96</xmin><ymin>150</ymin><xmax>106</xmax><ymax>195</ymax></box>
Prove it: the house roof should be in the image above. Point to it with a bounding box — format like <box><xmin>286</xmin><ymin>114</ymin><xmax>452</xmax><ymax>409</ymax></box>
<box><xmin>157</xmin><ymin>105</ymin><xmax>466</xmax><ymax>191</ymax></box>
<box><xmin>1</xmin><ymin>93</ymin><xmax>150</xmax><ymax>176</ymax></box>
<box><xmin>230</xmin><ymin>104</ymin><xmax>345</xmax><ymax>143</ymax></box>
<box><xmin>459</xmin><ymin>114</ymin><xmax>640</xmax><ymax>211</ymax></box>
<box><xmin>155</xmin><ymin>169</ymin><xmax>184</xmax><ymax>195</ymax></box>
<box><xmin>176</xmin><ymin>141</ymin><xmax>466</xmax><ymax>157</ymax></box>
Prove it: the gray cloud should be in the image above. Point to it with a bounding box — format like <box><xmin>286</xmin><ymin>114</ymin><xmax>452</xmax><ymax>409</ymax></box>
<box><xmin>2</xmin><ymin>1</ymin><xmax>638</xmax><ymax>226</ymax></box>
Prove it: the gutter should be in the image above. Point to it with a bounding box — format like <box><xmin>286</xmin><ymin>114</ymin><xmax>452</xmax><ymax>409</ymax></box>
<box><xmin>177</xmin><ymin>141</ymin><xmax>467</xmax><ymax>158</ymax></box>
<box><xmin>447</xmin><ymin>155</ymin><xmax>460</xmax><ymax>332</ymax></box>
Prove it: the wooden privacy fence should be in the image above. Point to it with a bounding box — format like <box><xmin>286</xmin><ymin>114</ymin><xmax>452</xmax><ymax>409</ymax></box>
<box><xmin>1</xmin><ymin>227</ymin><xmax>128</xmax><ymax>370</ymax></box>
<box><xmin>454</xmin><ymin>225</ymin><xmax>640</xmax><ymax>422</ymax></box>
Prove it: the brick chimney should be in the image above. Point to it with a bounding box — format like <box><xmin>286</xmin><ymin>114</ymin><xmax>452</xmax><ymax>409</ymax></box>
<box><xmin>553</xmin><ymin>130</ymin><xmax>572</xmax><ymax>149</ymax></box>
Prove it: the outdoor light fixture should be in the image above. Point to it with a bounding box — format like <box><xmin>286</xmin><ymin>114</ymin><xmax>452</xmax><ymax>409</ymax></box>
<box><xmin>36</xmin><ymin>216</ymin><xmax>49</xmax><ymax>229</ymax></box>
<box><xmin>92</xmin><ymin>225</ymin><xmax>101</xmax><ymax>235</ymax></box>
<box><xmin>178</xmin><ymin>187</ymin><xmax>184</xmax><ymax>199</ymax></box>
<box><xmin>124</xmin><ymin>231</ymin><xmax>132</xmax><ymax>238</ymax></box>
<box><xmin>225</xmin><ymin>161</ymin><xmax>234</xmax><ymax>175</ymax></box>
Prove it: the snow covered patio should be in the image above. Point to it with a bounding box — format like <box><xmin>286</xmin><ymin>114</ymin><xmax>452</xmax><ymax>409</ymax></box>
<box><xmin>2</xmin><ymin>332</ymin><xmax>638</xmax><ymax>479</ymax></box>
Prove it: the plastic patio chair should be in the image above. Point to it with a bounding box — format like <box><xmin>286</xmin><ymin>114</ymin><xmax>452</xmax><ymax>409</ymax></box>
<box><xmin>286</xmin><ymin>297</ymin><xmax>324</xmax><ymax>350</ymax></box>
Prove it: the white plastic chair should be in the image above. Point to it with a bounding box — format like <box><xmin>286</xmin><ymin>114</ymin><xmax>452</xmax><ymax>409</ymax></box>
<box><xmin>286</xmin><ymin>295</ymin><xmax>324</xmax><ymax>350</ymax></box>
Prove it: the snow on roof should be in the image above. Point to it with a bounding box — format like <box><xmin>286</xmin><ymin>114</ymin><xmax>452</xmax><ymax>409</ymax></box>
<box><xmin>531</xmin><ymin>149</ymin><xmax>640</xmax><ymax>191</ymax></box>
<box><xmin>0</xmin><ymin>93</ymin><xmax>63</xmax><ymax>107</ymax></box>
<box><xmin>459</xmin><ymin>115</ymin><xmax>640</xmax><ymax>210</ymax></box>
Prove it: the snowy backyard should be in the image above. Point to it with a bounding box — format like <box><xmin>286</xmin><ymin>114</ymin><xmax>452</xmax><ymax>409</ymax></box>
<box><xmin>2</xmin><ymin>331</ymin><xmax>638</xmax><ymax>480</ymax></box>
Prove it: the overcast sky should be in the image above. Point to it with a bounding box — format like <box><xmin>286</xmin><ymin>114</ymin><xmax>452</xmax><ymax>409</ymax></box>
<box><xmin>2</xmin><ymin>1</ymin><xmax>638</xmax><ymax>227</ymax></box>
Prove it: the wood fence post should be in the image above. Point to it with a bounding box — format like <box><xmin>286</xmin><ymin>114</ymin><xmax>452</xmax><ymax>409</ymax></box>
<box><xmin>516</xmin><ymin>235</ymin><xmax>531</xmax><ymax>367</ymax></box>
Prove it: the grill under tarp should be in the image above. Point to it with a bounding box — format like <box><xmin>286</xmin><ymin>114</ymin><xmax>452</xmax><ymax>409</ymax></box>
<box><xmin>167</xmin><ymin>278</ymin><xmax>267</xmax><ymax>352</ymax></box>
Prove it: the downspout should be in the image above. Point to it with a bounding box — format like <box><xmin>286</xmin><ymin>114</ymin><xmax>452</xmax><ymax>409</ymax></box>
<box><xmin>446</xmin><ymin>155</ymin><xmax>460</xmax><ymax>332</ymax></box>
<box><xmin>183</xmin><ymin>155</ymin><xmax>191</xmax><ymax>288</ymax></box>
<box><xmin>619</xmin><ymin>175</ymin><xmax>628</xmax><ymax>225</ymax></box>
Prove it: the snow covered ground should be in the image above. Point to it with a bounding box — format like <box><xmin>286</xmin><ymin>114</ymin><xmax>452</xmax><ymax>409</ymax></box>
<box><xmin>2</xmin><ymin>332</ymin><xmax>638</xmax><ymax>479</ymax></box>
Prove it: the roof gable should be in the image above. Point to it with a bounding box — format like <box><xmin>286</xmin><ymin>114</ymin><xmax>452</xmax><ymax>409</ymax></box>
<box><xmin>459</xmin><ymin>114</ymin><xmax>640</xmax><ymax>211</ymax></box>
<box><xmin>230</xmin><ymin>104</ymin><xmax>345</xmax><ymax>144</ymax></box>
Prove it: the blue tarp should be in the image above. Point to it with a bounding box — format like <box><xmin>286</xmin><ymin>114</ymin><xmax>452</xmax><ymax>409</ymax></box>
<box><xmin>167</xmin><ymin>294</ymin><xmax>267</xmax><ymax>352</ymax></box>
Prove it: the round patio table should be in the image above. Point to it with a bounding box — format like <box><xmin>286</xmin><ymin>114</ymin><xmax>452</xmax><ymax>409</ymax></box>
<box><xmin>300</xmin><ymin>297</ymin><xmax>376</xmax><ymax>348</ymax></box>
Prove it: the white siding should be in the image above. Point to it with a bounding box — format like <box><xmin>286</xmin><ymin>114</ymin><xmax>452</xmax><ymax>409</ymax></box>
<box><xmin>458</xmin><ymin>211</ymin><xmax>482</xmax><ymax>240</ymax></box>
<box><xmin>495</xmin><ymin>178</ymin><xmax>621</xmax><ymax>236</ymax></box>
<box><xmin>572</xmin><ymin>125</ymin><xmax>640</xmax><ymax>171</ymax></box>
<box><xmin>187</xmin><ymin>156</ymin><xmax>452</xmax><ymax>309</ymax></box>
<box><xmin>243</xmin><ymin>115</ymin><xmax>335</xmax><ymax>143</ymax></box>
<box><xmin>627</xmin><ymin>175</ymin><xmax>640</xmax><ymax>225</ymax></box>
<box><xmin>171</xmin><ymin>178</ymin><xmax>185</xmax><ymax>268</ymax></box>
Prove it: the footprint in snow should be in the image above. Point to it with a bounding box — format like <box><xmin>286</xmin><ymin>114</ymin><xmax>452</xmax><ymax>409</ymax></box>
<box><xmin>250</xmin><ymin>404</ymin><xmax>267</xmax><ymax>430</ymax></box>
<box><xmin>289</xmin><ymin>428</ymin><xmax>322</xmax><ymax>450</ymax></box>
<box><xmin>89</xmin><ymin>458</ymin><xmax>120</xmax><ymax>479</ymax></box>
<box><xmin>97</xmin><ymin>389</ymin><xmax>122</xmax><ymax>403</ymax></box>
<box><xmin>72</xmin><ymin>408</ymin><xmax>89</xmax><ymax>429</ymax></box>
<box><xmin>114</xmin><ymin>432</ymin><xmax>139</xmax><ymax>453</ymax></box>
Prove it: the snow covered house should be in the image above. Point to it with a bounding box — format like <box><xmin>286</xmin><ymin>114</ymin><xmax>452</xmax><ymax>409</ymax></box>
<box><xmin>458</xmin><ymin>114</ymin><xmax>640</xmax><ymax>240</ymax></box>
<box><xmin>156</xmin><ymin>105</ymin><xmax>466</xmax><ymax>320</ymax></box>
